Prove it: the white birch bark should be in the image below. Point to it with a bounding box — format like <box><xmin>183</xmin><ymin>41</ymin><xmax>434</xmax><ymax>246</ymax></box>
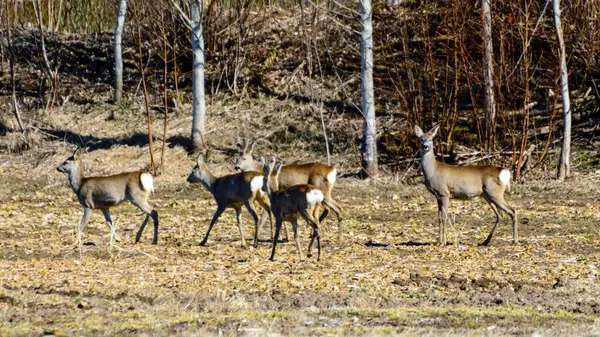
<box><xmin>191</xmin><ymin>0</ymin><xmax>207</xmax><ymax>150</ymax></box>
<box><xmin>482</xmin><ymin>0</ymin><xmax>496</xmax><ymax>147</ymax></box>
<box><xmin>554</xmin><ymin>0</ymin><xmax>571</xmax><ymax>180</ymax></box>
<box><xmin>113</xmin><ymin>0</ymin><xmax>127</xmax><ymax>103</ymax></box>
<box><xmin>359</xmin><ymin>0</ymin><xmax>378</xmax><ymax>177</ymax></box>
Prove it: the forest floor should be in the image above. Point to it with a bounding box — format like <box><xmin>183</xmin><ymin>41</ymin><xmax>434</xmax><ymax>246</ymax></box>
<box><xmin>1</xmin><ymin>127</ymin><xmax>600</xmax><ymax>336</ymax></box>
<box><xmin>1</xmin><ymin>30</ymin><xmax>600</xmax><ymax>336</ymax></box>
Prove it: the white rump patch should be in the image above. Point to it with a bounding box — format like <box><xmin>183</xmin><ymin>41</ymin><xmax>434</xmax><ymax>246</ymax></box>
<box><xmin>499</xmin><ymin>169</ymin><xmax>511</xmax><ymax>185</ymax></box>
<box><xmin>327</xmin><ymin>168</ymin><xmax>337</xmax><ymax>184</ymax></box>
<box><xmin>251</xmin><ymin>176</ymin><xmax>264</xmax><ymax>193</ymax></box>
<box><xmin>306</xmin><ymin>189</ymin><xmax>324</xmax><ymax>205</ymax></box>
<box><xmin>140</xmin><ymin>173</ymin><xmax>155</xmax><ymax>193</ymax></box>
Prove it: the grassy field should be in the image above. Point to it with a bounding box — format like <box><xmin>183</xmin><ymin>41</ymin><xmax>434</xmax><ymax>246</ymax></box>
<box><xmin>1</xmin><ymin>138</ymin><xmax>600</xmax><ymax>336</ymax></box>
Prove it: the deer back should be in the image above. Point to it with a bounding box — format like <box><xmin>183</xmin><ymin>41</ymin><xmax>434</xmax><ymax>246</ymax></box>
<box><xmin>78</xmin><ymin>171</ymin><xmax>152</xmax><ymax>209</ymax></box>
<box><xmin>278</xmin><ymin>163</ymin><xmax>336</xmax><ymax>190</ymax></box>
<box><xmin>212</xmin><ymin>171</ymin><xmax>264</xmax><ymax>206</ymax></box>
<box><xmin>428</xmin><ymin>161</ymin><xmax>505</xmax><ymax>199</ymax></box>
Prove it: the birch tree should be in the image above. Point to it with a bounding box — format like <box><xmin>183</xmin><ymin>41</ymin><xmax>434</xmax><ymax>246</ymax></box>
<box><xmin>554</xmin><ymin>0</ymin><xmax>570</xmax><ymax>180</ymax></box>
<box><xmin>482</xmin><ymin>0</ymin><xmax>495</xmax><ymax>149</ymax></box>
<box><xmin>113</xmin><ymin>0</ymin><xmax>127</xmax><ymax>103</ymax></box>
<box><xmin>359</xmin><ymin>0</ymin><xmax>378</xmax><ymax>177</ymax></box>
<box><xmin>190</xmin><ymin>0</ymin><xmax>207</xmax><ymax>150</ymax></box>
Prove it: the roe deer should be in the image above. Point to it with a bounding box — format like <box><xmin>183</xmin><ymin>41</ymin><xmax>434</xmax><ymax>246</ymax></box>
<box><xmin>234</xmin><ymin>138</ymin><xmax>343</xmax><ymax>241</ymax></box>
<box><xmin>186</xmin><ymin>152</ymin><xmax>273</xmax><ymax>248</ymax></box>
<box><xmin>415</xmin><ymin>125</ymin><xmax>518</xmax><ymax>246</ymax></box>
<box><xmin>262</xmin><ymin>157</ymin><xmax>324</xmax><ymax>261</ymax></box>
<box><xmin>56</xmin><ymin>148</ymin><xmax>159</xmax><ymax>245</ymax></box>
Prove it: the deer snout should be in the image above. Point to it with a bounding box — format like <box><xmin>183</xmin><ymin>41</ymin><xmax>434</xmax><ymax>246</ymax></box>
<box><xmin>186</xmin><ymin>172</ymin><xmax>198</xmax><ymax>183</ymax></box>
<box><xmin>56</xmin><ymin>165</ymin><xmax>66</xmax><ymax>173</ymax></box>
<box><xmin>234</xmin><ymin>166</ymin><xmax>241</xmax><ymax>171</ymax></box>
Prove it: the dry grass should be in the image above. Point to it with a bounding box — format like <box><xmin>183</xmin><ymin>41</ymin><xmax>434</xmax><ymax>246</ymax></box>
<box><xmin>1</xmin><ymin>79</ymin><xmax>600</xmax><ymax>336</ymax></box>
<box><xmin>1</xmin><ymin>118</ymin><xmax>600</xmax><ymax>335</ymax></box>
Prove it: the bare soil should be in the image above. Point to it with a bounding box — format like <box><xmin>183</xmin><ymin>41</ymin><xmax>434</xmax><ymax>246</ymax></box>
<box><xmin>1</xmin><ymin>143</ymin><xmax>600</xmax><ymax>335</ymax></box>
<box><xmin>1</xmin><ymin>29</ymin><xmax>600</xmax><ymax>336</ymax></box>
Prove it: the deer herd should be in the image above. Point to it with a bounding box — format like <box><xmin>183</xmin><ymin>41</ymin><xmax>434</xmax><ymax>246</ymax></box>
<box><xmin>56</xmin><ymin>125</ymin><xmax>518</xmax><ymax>261</ymax></box>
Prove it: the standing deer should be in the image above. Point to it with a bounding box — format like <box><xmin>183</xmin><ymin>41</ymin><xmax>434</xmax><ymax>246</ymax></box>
<box><xmin>415</xmin><ymin>125</ymin><xmax>518</xmax><ymax>246</ymax></box>
<box><xmin>186</xmin><ymin>152</ymin><xmax>273</xmax><ymax>248</ymax></box>
<box><xmin>262</xmin><ymin>157</ymin><xmax>324</xmax><ymax>261</ymax></box>
<box><xmin>234</xmin><ymin>138</ymin><xmax>343</xmax><ymax>241</ymax></box>
<box><xmin>56</xmin><ymin>148</ymin><xmax>159</xmax><ymax>245</ymax></box>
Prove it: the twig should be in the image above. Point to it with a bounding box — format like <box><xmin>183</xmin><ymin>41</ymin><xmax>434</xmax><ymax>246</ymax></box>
<box><xmin>111</xmin><ymin>244</ymin><xmax>160</xmax><ymax>260</ymax></box>
<box><xmin>136</xmin><ymin>18</ymin><xmax>156</xmax><ymax>176</ymax></box>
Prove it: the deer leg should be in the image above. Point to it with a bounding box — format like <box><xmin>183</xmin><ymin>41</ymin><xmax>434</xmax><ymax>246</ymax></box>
<box><xmin>243</xmin><ymin>199</ymin><xmax>263</xmax><ymax>248</ymax></box>
<box><xmin>255</xmin><ymin>198</ymin><xmax>274</xmax><ymax>246</ymax></box>
<box><xmin>490</xmin><ymin>197</ymin><xmax>518</xmax><ymax>244</ymax></box>
<box><xmin>77</xmin><ymin>208</ymin><xmax>93</xmax><ymax>245</ymax></box>
<box><xmin>480</xmin><ymin>199</ymin><xmax>501</xmax><ymax>246</ymax></box>
<box><xmin>302</xmin><ymin>209</ymin><xmax>321</xmax><ymax>261</ymax></box>
<box><xmin>322</xmin><ymin>197</ymin><xmax>343</xmax><ymax>242</ymax></box>
<box><xmin>269</xmin><ymin>218</ymin><xmax>283</xmax><ymax>261</ymax></box>
<box><xmin>234</xmin><ymin>207</ymin><xmax>247</xmax><ymax>248</ymax></box>
<box><xmin>200</xmin><ymin>206</ymin><xmax>225</xmax><ymax>246</ymax></box>
<box><xmin>258</xmin><ymin>209</ymin><xmax>271</xmax><ymax>241</ymax></box>
<box><xmin>291</xmin><ymin>220</ymin><xmax>302</xmax><ymax>259</ymax></box>
<box><xmin>132</xmin><ymin>201</ymin><xmax>160</xmax><ymax>245</ymax></box>
<box><xmin>101</xmin><ymin>209</ymin><xmax>119</xmax><ymax>245</ymax></box>
<box><xmin>437</xmin><ymin>197</ymin><xmax>449</xmax><ymax>246</ymax></box>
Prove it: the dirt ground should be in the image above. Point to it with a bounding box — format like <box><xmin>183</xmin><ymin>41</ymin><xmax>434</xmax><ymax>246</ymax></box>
<box><xmin>1</xmin><ymin>140</ymin><xmax>600</xmax><ymax>336</ymax></box>
<box><xmin>1</xmin><ymin>28</ymin><xmax>600</xmax><ymax>337</ymax></box>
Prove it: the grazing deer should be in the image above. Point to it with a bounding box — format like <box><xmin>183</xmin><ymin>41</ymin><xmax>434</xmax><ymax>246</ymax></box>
<box><xmin>415</xmin><ymin>125</ymin><xmax>518</xmax><ymax>246</ymax></box>
<box><xmin>262</xmin><ymin>157</ymin><xmax>324</xmax><ymax>261</ymax></box>
<box><xmin>56</xmin><ymin>148</ymin><xmax>159</xmax><ymax>245</ymax></box>
<box><xmin>186</xmin><ymin>152</ymin><xmax>273</xmax><ymax>248</ymax></box>
<box><xmin>234</xmin><ymin>138</ymin><xmax>343</xmax><ymax>241</ymax></box>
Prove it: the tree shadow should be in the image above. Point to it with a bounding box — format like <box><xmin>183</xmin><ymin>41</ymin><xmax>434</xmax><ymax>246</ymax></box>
<box><xmin>42</xmin><ymin>128</ymin><xmax>194</xmax><ymax>152</ymax></box>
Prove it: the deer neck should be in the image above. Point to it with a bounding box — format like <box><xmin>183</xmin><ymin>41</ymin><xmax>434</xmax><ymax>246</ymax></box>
<box><xmin>67</xmin><ymin>164</ymin><xmax>84</xmax><ymax>193</ymax></box>
<box><xmin>199</xmin><ymin>168</ymin><xmax>218</xmax><ymax>194</ymax></box>
<box><xmin>264</xmin><ymin>176</ymin><xmax>279</xmax><ymax>200</ymax></box>
<box><xmin>251</xmin><ymin>159</ymin><xmax>263</xmax><ymax>172</ymax></box>
<box><xmin>419</xmin><ymin>150</ymin><xmax>438</xmax><ymax>179</ymax></box>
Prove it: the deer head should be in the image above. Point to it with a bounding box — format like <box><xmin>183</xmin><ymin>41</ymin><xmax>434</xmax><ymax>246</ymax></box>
<box><xmin>414</xmin><ymin>125</ymin><xmax>439</xmax><ymax>156</ymax></box>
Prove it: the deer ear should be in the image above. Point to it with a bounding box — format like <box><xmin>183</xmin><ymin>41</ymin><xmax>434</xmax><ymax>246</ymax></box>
<box><xmin>73</xmin><ymin>147</ymin><xmax>82</xmax><ymax>159</ymax></box>
<box><xmin>236</xmin><ymin>137</ymin><xmax>243</xmax><ymax>151</ymax></box>
<box><xmin>197</xmin><ymin>153</ymin><xmax>205</xmax><ymax>166</ymax></box>
<box><xmin>248</xmin><ymin>139</ymin><xmax>256</xmax><ymax>154</ymax></box>
<box><xmin>259</xmin><ymin>156</ymin><xmax>266</xmax><ymax>167</ymax></box>
<box><xmin>275</xmin><ymin>162</ymin><xmax>283</xmax><ymax>175</ymax></box>
<box><xmin>429</xmin><ymin>125</ymin><xmax>440</xmax><ymax>138</ymax></box>
<box><xmin>414</xmin><ymin>125</ymin><xmax>424</xmax><ymax>137</ymax></box>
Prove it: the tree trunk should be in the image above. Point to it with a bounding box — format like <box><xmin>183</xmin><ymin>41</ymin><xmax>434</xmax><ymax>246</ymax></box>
<box><xmin>8</xmin><ymin>27</ymin><xmax>25</xmax><ymax>132</ymax></box>
<box><xmin>359</xmin><ymin>0</ymin><xmax>378</xmax><ymax>177</ymax></box>
<box><xmin>113</xmin><ymin>0</ymin><xmax>127</xmax><ymax>103</ymax></box>
<box><xmin>191</xmin><ymin>0</ymin><xmax>207</xmax><ymax>150</ymax></box>
<box><xmin>554</xmin><ymin>0</ymin><xmax>570</xmax><ymax>180</ymax></box>
<box><xmin>482</xmin><ymin>0</ymin><xmax>496</xmax><ymax>150</ymax></box>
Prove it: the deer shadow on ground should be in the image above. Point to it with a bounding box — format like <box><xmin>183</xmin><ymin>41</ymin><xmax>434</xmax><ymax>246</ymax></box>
<box><xmin>396</xmin><ymin>241</ymin><xmax>432</xmax><ymax>247</ymax></box>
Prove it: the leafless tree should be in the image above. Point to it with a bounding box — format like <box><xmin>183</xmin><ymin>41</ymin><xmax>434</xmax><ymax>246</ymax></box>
<box><xmin>482</xmin><ymin>0</ymin><xmax>496</xmax><ymax>149</ymax></box>
<box><xmin>190</xmin><ymin>0</ymin><xmax>207</xmax><ymax>150</ymax></box>
<box><xmin>113</xmin><ymin>0</ymin><xmax>127</xmax><ymax>103</ymax></box>
<box><xmin>554</xmin><ymin>0</ymin><xmax>571</xmax><ymax>180</ymax></box>
<box><xmin>359</xmin><ymin>0</ymin><xmax>377</xmax><ymax>177</ymax></box>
